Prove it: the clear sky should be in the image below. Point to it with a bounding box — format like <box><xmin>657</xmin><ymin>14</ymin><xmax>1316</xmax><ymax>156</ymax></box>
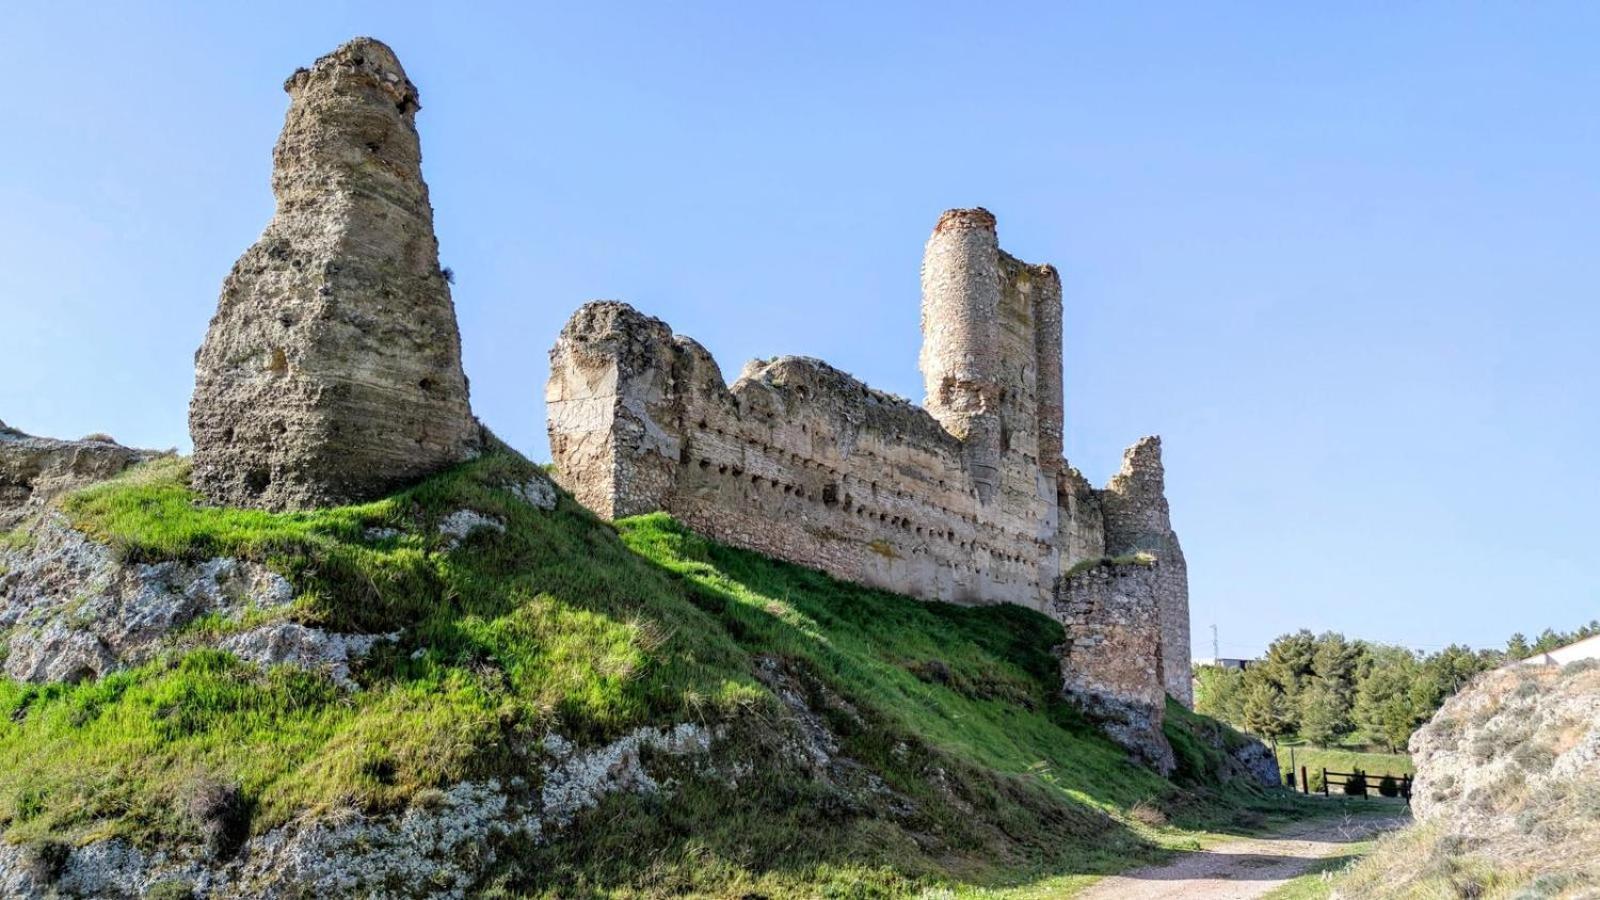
<box><xmin>2</xmin><ymin>2</ymin><xmax>1595</xmax><ymax>658</ymax></box>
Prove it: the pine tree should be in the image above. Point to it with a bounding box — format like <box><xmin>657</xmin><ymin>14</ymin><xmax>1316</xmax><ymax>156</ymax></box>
<box><xmin>1299</xmin><ymin>680</ymin><xmax>1345</xmax><ymax>746</ymax></box>
<box><xmin>1243</xmin><ymin>681</ymin><xmax>1293</xmax><ymax>747</ymax></box>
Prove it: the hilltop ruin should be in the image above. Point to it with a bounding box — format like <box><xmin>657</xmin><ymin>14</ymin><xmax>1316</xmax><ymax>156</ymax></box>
<box><xmin>189</xmin><ymin>38</ymin><xmax>479</xmax><ymax>511</ymax></box>
<box><xmin>176</xmin><ymin>35</ymin><xmax>1191</xmax><ymax>768</ymax></box>
<box><xmin>548</xmin><ymin>208</ymin><xmax>1195</xmax><ymax>758</ymax></box>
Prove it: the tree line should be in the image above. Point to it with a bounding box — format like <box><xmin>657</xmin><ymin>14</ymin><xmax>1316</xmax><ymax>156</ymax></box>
<box><xmin>1194</xmin><ymin>622</ymin><xmax>1600</xmax><ymax>752</ymax></box>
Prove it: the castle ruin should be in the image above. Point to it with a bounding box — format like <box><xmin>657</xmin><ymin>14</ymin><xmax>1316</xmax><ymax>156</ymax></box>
<box><xmin>189</xmin><ymin>38</ymin><xmax>480</xmax><ymax>511</ymax></box>
<box><xmin>176</xmin><ymin>36</ymin><xmax>1193</xmax><ymax>769</ymax></box>
<box><xmin>547</xmin><ymin>208</ymin><xmax>1195</xmax><ymax>754</ymax></box>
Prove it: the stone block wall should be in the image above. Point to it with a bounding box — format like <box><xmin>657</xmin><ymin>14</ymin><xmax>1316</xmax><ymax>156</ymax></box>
<box><xmin>548</xmin><ymin>302</ymin><xmax>1058</xmax><ymax>608</ymax></box>
<box><xmin>1051</xmin><ymin>559</ymin><xmax>1175</xmax><ymax>774</ymax></box>
<box><xmin>1101</xmin><ymin>437</ymin><xmax>1193</xmax><ymax>707</ymax></box>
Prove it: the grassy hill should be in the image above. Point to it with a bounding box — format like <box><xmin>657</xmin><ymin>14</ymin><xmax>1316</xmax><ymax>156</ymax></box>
<box><xmin>2</xmin><ymin>448</ymin><xmax>1310</xmax><ymax>897</ymax></box>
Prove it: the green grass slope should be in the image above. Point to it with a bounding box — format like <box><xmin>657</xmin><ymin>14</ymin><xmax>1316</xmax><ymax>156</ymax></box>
<box><xmin>1</xmin><ymin>450</ymin><xmax>1308</xmax><ymax>897</ymax></box>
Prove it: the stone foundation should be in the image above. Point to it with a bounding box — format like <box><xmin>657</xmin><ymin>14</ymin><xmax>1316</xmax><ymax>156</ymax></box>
<box><xmin>1051</xmin><ymin>559</ymin><xmax>1175</xmax><ymax>773</ymax></box>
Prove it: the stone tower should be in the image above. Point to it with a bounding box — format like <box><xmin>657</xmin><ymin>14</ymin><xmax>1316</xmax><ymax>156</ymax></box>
<box><xmin>920</xmin><ymin>209</ymin><xmax>1005</xmax><ymax>504</ymax></box>
<box><xmin>919</xmin><ymin>209</ymin><xmax>1065</xmax><ymax>507</ymax></box>
<box><xmin>1101</xmin><ymin>436</ymin><xmax>1193</xmax><ymax>707</ymax></box>
<box><xmin>190</xmin><ymin>38</ymin><xmax>479</xmax><ymax>510</ymax></box>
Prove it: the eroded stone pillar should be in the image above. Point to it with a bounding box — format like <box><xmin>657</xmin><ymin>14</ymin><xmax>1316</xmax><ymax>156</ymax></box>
<box><xmin>189</xmin><ymin>37</ymin><xmax>479</xmax><ymax>510</ymax></box>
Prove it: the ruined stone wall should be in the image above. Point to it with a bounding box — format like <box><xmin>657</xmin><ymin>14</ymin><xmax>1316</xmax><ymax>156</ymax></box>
<box><xmin>547</xmin><ymin>208</ymin><xmax>1196</xmax><ymax>738</ymax></box>
<box><xmin>1058</xmin><ymin>468</ymin><xmax>1106</xmax><ymax>565</ymax></box>
<box><xmin>1100</xmin><ymin>437</ymin><xmax>1193</xmax><ymax>707</ymax></box>
<box><xmin>548</xmin><ymin>302</ymin><xmax>1058</xmax><ymax>609</ymax></box>
<box><xmin>190</xmin><ymin>38</ymin><xmax>479</xmax><ymax>511</ymax></box>
<box><xmin>1051</xmin><ymin>559</ymin><xmax>1175</xmax><ymax>774</ymax></box>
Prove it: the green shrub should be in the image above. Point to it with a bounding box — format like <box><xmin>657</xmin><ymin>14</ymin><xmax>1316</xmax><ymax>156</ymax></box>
<box><xmin>1343</xmin><ymin>769</ymin><xmax>1368</xmax><ymax>796</ymax></box>
<box><xmin>143</xmin><ymin>880</ymin><xmax>196</xmax><ymax>900</ymax></box>
<box><xmin>1377</xmin><ymin>774</ymin><xmax>1400</xmax><ymax>797</ymax></box>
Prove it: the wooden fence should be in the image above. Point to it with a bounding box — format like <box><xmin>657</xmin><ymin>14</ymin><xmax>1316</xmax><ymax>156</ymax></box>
<box><xmin>1294</xmin><ymin>766</ymin><xmax>1412</xmax><ymax>803</ymax></box>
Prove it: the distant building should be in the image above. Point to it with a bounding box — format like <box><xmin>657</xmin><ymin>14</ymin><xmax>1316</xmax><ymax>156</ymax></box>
<box><xmin>1510</xmin><ymin>634</ymin><xmax>1600</xmax><ymax>668</ymax></box>
<box><xmin>1196</xmin><ymin>657</ymin><xmax>1255</xmax><ymax>671</ymax></box>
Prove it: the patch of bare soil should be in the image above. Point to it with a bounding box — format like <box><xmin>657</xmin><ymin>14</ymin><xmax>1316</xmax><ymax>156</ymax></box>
<box><xmin>1073</xmin><ymin>812</ymin><xmax>1406</xmax><ymax>900</ymax></box>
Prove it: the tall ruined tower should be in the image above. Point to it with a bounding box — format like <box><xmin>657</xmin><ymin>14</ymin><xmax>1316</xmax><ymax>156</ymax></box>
<box><xmin>1101</xmin><ymin>436</ymin><xmax>1193</xmax><ymax>707</ymax></box>
<box><xmin>920</xmin><ymin>209</ymin><xmax>1005</xmax><ymax>504</ymax></box>
<box><xmin>190</xmin><ymin>38</ymin><xmax>479</xmax><ymax>510</ymax></box>
<box><xmin>920</xmin><ymin>209</ymin><xmax>1065</xmax><ymax>515</ymax></box>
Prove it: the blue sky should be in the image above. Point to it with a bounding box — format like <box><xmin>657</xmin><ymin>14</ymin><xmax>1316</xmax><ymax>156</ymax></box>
<box><xmin>2</xmin><ymin>3</ymin><xmax>1595</xmax><ymax>657</ymax></box>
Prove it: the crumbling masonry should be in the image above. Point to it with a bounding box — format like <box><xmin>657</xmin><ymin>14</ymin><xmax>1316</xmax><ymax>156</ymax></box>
<box><xmin>548</xmin><ymin>209</ymin><xmax>1194</xmax><ymax>764</ymax></box>
<box><xmin>189</xmin><ymin>38</ymin><xmax>480</xmax><ymax>511</ymax></box>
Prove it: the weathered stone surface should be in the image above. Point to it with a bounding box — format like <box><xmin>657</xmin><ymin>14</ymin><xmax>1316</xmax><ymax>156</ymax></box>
<box><xmin>1100</xmin><ymin>436</ymin><xmax>1193</xmax><ymax>707</ymax></box>
<box><xmin>1327</xmin><ymin>663</ymin><xmax>1600</xmax><ymax>898</ymax></box>
<box><xmin>189</xmin><ymin>37</ymin><xmax>479</xmax><ymax>511</ymax></box>
<box><xmin>0</xmin><ymin>421</ymin><xmax>153</xmax><ymax>529</ymax></box>
<box><xmin>437</xmin><ymin>508</ymin><xmax>505</xmax><ymax>548</ymax></box>
<box><xmin>1228</xmin><ymin>738</ymin><xmax>1283</xmax><ymax>788</ymax></box>
<box><xmin>506</xmin><ymin>475</ymin><xmax>557</xmax><ymax>511</ymax></box>
<box><xmin>218</xmin><ymin>623</ymin><xmax>394</xmax><ymax>690</ymax></box>
<box><xmin>1411</xmin><ymin>663</ymin><xmax>1600</xmax><ymax>825</ymax></box>
<box><xmin>1052</xmin><ymin>558</ymin><xmax>1176</xmax><ymax>774</ymax></box>
<box><xmin>0</xmin><ymin>516</ymin><xmax>295</xmax><ymax>683</ymax></box>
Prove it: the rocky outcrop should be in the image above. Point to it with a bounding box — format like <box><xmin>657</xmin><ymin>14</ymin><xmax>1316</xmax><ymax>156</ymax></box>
<box><xmin>217</xmin><ymin>624</ymin><xmax>393</xmax><ymax>690</ymax></box>
<box><xmin>1333</xmin><ymin>662</ymin><xmax>1600</xmax><ymax>897</ymax></box>
<box><xmin>0</xmin><ymin>422</ymin><xmax>153</xmax><ymax>529</ymax></box>
<box><xmin>1227</xmin><ymin>737</ymin><xmax>1283</xmax><ymax>788</ymax></box>
<box><xmin>0</xmin><ymin>515</ymin><xmax>387</xmax><ymax>687</ymax></box>
<box><xmin>1411</xmin><ymin>663</ymin><xmax>1600</xmax><ymax>827</ymax></box>
<box><xmin>189</xmin><ymin>37</ymin><xmax>479</xmax><ymax>511</ymax></box>
<box><xmin>0</xmin><ymin>517</ymin><xmax>295</xmax><ymax>682</ymax></box>
<box><xmin>1051</xmin><ymin>557</ymin><xmax>1175</xmax><ymax>774</ymax></box>
<box><xmin>0</xmin><ymin>725</ymin><xmax>715</xmax><ymax>899</ymax></box>
<box><xmin>1100</xmin><ymin>436</ymin><xmax>1193</xmax><ymax>708</ymax></box>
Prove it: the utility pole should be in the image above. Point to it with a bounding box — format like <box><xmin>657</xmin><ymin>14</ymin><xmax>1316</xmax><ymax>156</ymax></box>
<box><xmin>1212</xmin><ymin>624</ymin><xmax>1220</xmax><ymax>663</ymax></box>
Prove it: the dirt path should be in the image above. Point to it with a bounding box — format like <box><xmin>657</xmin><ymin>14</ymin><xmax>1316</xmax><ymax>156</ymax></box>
<box><xmin>1073</xmin><ymin>813</ymin><xmax>1405</xmax><ymax>900</ymax></box>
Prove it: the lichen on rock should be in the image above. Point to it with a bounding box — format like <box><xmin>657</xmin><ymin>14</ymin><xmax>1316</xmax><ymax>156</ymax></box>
<box><xmin>0</xmin><ymin>516</ymin><xmax>296</xmax><ymax>683</ymax></box>
<box><xmin>218</xmin><ymin>623</ymin><xmax>395</xmax><ymax>690</ymax></box>
<box><xmin>0</xmin><ymin>725</ymin><xmax>718</xmax><ymax>899</ymax></box>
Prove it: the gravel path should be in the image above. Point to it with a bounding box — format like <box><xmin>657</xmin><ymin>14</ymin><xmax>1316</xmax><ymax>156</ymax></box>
<box><xmin>1073</xmin><ymin>813</ymin><xmax>1406</xmax><ymax>900</ymax></box>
